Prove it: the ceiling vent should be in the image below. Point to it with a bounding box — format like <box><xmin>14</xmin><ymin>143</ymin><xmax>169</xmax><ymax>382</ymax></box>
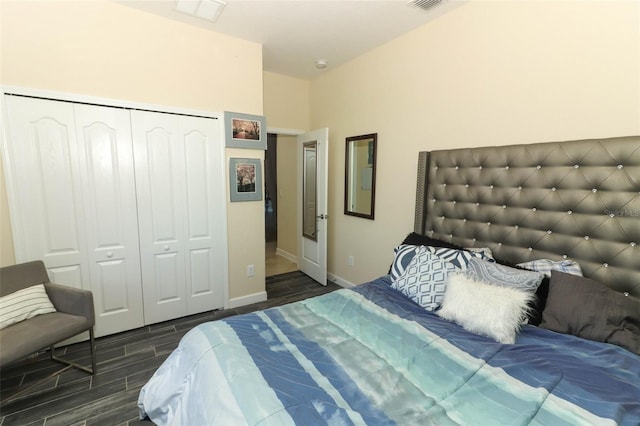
<box><xmin>408</xmin><ymin>0</ymin><xmax>444</xmax><ymax>12</ymax></box>
<box><xmin>176</xmin><ymin>0</ymin><xmax>226</xmax><ymax>22</ymax></box>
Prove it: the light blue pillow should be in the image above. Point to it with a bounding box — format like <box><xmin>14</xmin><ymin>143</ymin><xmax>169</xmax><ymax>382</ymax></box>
<box><xmin>517</xmin><ymin>259</ymin><xmax>583</xmax><ymax>277</ymax></box>
<box><xmin>465</xmin><ymin>257</ymin><xmax>544</xmax><ymax>293</ymax></box>
<box><xmin>391</xmin><ymin>247</ymin><xmax>459</xmax><ymax>311</ymax></box>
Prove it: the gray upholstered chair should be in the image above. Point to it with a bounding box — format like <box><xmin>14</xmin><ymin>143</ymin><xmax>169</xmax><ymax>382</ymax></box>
<box><xmin>0</xmin><ymin>260</ymin><xmax>96</xmax><ymax>390</ymax></box>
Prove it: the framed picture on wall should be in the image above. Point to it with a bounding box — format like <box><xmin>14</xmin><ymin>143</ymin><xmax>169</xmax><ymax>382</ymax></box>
<box><xmin>229</xmin><ymin>158</ymin><xmax>263</xmax><ymax>202</ymax></box>
<box><xmin>224</xmin><ymin>111</ymin><xmax>267</xmax><ymax>150</ymax></box>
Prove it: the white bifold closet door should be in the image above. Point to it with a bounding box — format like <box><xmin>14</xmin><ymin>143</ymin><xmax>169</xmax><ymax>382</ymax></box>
<box><xmin>131</xmin><ymin>110</ymin><xmax>225</xmax><ymax>325</ymax></box>
<box><xmin>3</xmin><ymin>96</ymin><xmax>144</xmax><ymax>336</ymax></box>
<box><xmin>3</xmin><ymin>95</ymin><xmax>226</xmax><ymax>334</ymax></box>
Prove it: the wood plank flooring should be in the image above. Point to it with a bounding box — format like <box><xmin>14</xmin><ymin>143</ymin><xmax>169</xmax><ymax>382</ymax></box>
<box><xmin>0</xmin><ymin>271</ymin><xmax>341</xmax><ymax>426</ymax></box>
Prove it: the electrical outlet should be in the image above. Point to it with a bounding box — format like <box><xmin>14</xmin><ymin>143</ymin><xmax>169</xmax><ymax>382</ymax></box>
<box><xmin>247</xmin><ymin>264</ymin><xmax>255</xmax><ymax>277</ymax></box>
<box><xmin>348</xmin><ymin>256</ymin><xmax>354</xmax><ymax>267</ymax></box>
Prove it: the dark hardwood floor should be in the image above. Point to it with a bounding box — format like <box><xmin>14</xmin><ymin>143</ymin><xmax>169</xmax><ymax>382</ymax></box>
<box><xmin>0</xmin><ymin>271</ymin><xmax>341</xmax><ymax>426</ymax></box>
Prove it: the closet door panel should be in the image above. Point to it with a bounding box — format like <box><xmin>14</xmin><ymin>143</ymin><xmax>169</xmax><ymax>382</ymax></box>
<box><xmin>180</xmin><ymin>116</ymin><xmax>224</xmax><ymax>314</ymax></box>
<box><xmin>185</xmin><ymin>134</ymin><xmax>208</xmax><ymax>237</ymax></box>
<box><xmin>189</xmin><ymin>249</ymin><xmax>212</xmax><ymax>296</ymax></box>
<box><xmin>48</xmin><ymin>265</ymin><xmax>84</xmax><ymax>289</ymax></box>
<box><xmin>96</xmin><ymin>259</ymin><xmax>129</xmax><ymax>311</ymax></box>
<box><xmin>146</xmin><ymin>129</ymin><xmax>180</xmax><ymax>241</ymax></box>
<box><xmin>132</xmin><ymin>110</ymin><xmax>187</xmax><ymax>324</ymax></box>
<box><xmin>155</xmin><ymin>252</ymin><xmax>182</xmax><ymax>302</ymax></box>
<box><xmin>74</xmin><ymin>104</ymin><xmax>144</xmax><ymax>335</ymax></box>
<box><xmin>3</xmin><ymin>96</ymin><xmax>89</xmax><ymax>290</ymax></box>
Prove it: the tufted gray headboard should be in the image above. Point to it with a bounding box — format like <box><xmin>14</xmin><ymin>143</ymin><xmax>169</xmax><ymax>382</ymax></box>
<box><xmin>414</xmin><ymin>135</ymin><xmax>640</xmax><ymax>298</ymax></box>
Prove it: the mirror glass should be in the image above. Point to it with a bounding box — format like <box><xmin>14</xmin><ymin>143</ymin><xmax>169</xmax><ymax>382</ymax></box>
<box><xmin>344</xmin><ymin>133</ymin><xmax>377</xmax><ymax>220</ymax></box>
<box><xmin>302</xmin><ymin>141</ymin><xmax>317</xmax><ymax>240</ymax></box>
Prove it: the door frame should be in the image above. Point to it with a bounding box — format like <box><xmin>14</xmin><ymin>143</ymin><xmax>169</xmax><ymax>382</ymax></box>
<box><xmin>265</xmin><ymin>127</ymin><xmax>305</xmax><ymax>273</ymax></box>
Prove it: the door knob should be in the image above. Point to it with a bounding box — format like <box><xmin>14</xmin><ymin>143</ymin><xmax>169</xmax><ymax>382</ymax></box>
<box><xmin>164</xmin><ymin>245</ymin><xmax>170</xmax><ymax>251</ymax></box>
<box><xmin>106</xmin><ymin>251</ymin><xmax>113</xmax><ymax>258</ymax></box>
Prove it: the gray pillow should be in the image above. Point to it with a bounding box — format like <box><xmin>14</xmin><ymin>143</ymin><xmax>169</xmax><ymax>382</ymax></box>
<box><xmin>540</xmin><ymin>271</ymin><xmax>640</xmax><ymax>355</ymax></box>
<box><xmin>464</xmin><ymin>257</ymin><xmax>543</xmax><ymax>292</ymax></box>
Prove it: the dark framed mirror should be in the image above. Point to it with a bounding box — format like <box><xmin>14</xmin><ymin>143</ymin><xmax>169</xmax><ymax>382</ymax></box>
<box><xmin>344</xmin><ymin>133</ymin><xmax>377</xmax><ymax>220</ymax></box>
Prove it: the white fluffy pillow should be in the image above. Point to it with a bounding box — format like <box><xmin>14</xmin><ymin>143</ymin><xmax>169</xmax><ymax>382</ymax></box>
<box><xmin>0</xmin><ymin>284</ymin><xmax>56</xmax><ymax>330</ymax></box>
<box><xmin>437</xmin><ymin>273</ymin><xmax>533</xmax><ymax>344</ymax></box>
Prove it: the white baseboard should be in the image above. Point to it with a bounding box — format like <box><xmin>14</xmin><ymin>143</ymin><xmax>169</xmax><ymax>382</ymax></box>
<box><xmin>327</xmin><ymin>273</ymin><xmax>357</xmax><ymax>288</ymax></box>
<box><xmin>275</xmin><ymin>248</ymin><xmax>297</xmax><ymax>264</ymax></box>
<box><xmin>228</xmin><ymin>275</ymin><xmax>353</xmax><ymax>309</ymax></box>
<box><xmin>271</xmin><ymin>249</ymin><xmax>356</xmax><ymax>290</ymax></box>
<box><xmin>228</xmin><ymin>291</ymin><xmax>267</xmax><ymax>309</ymax></box>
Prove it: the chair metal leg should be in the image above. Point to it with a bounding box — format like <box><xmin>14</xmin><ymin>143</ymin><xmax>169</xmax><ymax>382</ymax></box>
<box><xmin>50</xmin><ymin>327</ymin><xmax>97</xmax><ymax>375</ymax></box>
<box><xmin>89</xmin><ymin>327</ymin><xmax>97</xmax><ymax>375</ymax></box>
<box><xmin>1</xmin><ymin>329</ymin><xmax>95</xmax><ymax>406</ymax></box>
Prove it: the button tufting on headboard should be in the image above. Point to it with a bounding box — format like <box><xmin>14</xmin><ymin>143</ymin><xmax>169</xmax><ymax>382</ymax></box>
<box><xmin>414</xmin><ymin>136</ymin><xmax>640</xmax><ymax>298</ymax></box>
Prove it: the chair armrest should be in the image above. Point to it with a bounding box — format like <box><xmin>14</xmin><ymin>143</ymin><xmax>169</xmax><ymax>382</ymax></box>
<box><xmin>45</xmin><ymin>283</ymin><xmax>95</xmax><ymax>327</ymax></box>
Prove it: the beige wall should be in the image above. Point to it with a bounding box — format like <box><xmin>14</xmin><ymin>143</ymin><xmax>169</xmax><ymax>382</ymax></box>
<box><xmin>263</xmin><ymin>72</ymin><xmax>311</xmax><ymax>258</ymax></box>
<box><xmin>310</xmin><ymin>0</ymin><xmax>640</xmax><ymax>285</ymax></box>
<box><xmin>263</xmin><ymin>72</ymin><xmax>310</xmax><ymax>131</ymax></box>
<box><xmin>3</xmin><ymin>0</ymin><xmax>638</xmax><ymax>291</ymax></box>
<box><xmin>275</xmin><ymin>135</ymin><xmax>298</xmax><ymax>257</ymax></box>
<box><xmin>0</xmin><ymin>0</ymin><xmax>265</xmax><ymax>299</ymax></box>
<box><xmin>0</xmin><ymin>1</ymin><xmax>261</xmax><ymax>112</ymax></box>
<box><xmin>226</xmin><ymin>148</ymin><xmax>265</xmax><ymax>299</ymax></box>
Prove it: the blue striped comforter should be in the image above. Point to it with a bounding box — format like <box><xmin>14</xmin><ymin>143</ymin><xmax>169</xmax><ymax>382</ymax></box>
<box><xmin>138</xmin><ymin>277</ymin><xmax>640</xmax><ymax>425</ymax></box>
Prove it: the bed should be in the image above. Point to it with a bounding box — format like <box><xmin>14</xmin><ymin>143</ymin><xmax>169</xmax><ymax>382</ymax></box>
<box><xmin>138</xmin><ymin>135</ymin><xmax>640</xmax><ymax>425</ymax></box>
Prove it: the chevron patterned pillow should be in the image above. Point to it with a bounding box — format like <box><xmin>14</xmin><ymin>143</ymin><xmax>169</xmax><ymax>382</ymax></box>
<box><xmin>391</xmin><ymin>244</ymin><xmax>491</xmax><ymax>282</ymax></box>
<box><xmin>391</xmin><ymin>247</ymin><xmax>459</xmax><ymax>311</ymax></box>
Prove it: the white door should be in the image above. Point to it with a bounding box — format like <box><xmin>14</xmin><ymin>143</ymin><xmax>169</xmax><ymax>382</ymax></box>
<box><xmin>3</xmin><ymin>96</ymin><xmax>145</xmax><ymax>336</ymax></box>
<box><xmin>132</xmin><ymin>110</ymin><xmax>225</xmax><ymax>324</ymax></box>
<box><xmin>3</xmin><ymin>96</ymin><xmax>90</xmax><ymax>289</ymax></box>
<box><xmin>297</xmin><ymin>128</ymin><xmax>328</xmax><ymax>285</ymax></box>
<box><xmin>74</xmin><ymin>104</ymin><xmax>145</xmax><ymax>335</ymax></box>
<box><xmin>180</xmin><ymin>115</ymin><xmax>226</xmax><ymax>316</ymax></box>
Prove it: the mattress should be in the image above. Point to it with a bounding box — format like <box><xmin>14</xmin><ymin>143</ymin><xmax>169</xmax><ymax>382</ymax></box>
<box><xmin>138</xmin><ymin>276</ymin><xmax>640</xmax><ymax>425</ymax></box>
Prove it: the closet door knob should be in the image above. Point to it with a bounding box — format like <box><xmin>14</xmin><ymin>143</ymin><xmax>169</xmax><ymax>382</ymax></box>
<box><xmin>164</xmin><ymin>245</ymin><xmax>170</xmax><ymax>251</ymax></box>
<box><xmin>106</xmin><ymin>251</ymin><xmax>113</xmax><ymax>258</ymax></box>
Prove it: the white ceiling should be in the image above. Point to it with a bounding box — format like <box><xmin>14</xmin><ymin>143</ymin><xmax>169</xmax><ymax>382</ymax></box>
<box><xmin>116</xmin><ymin>0</ymin><xmax>466</xmax><ymax>79</ymax></box>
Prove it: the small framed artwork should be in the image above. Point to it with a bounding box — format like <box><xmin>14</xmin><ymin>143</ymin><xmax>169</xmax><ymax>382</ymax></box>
<box><xmin>224</xmin><ymin>111</ymin><xmax>267</xmax><ymax>150</ymax></box>
<box><xmin>229</xmin><ymin>158</ymin><xmax>263</xmax><ymax>202</ymax></box>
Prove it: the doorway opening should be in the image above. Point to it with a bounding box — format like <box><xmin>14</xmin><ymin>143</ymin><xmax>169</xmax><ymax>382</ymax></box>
<box><xmin>265</xmin><ymin>133</ymin><xmax>297</xmax><ymax>277</ymax></box>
